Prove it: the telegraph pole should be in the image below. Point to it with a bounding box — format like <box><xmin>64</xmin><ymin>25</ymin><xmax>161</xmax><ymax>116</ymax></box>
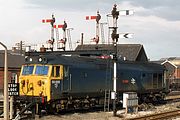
<box><xmin>111</xmin><ymin>4</ymin><xmax>119</xmax><ymax>116</ymax></box>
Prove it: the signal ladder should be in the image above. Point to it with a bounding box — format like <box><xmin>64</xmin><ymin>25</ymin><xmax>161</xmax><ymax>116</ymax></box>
<box><xmin>67</xmin><ymin>28</ymin><xmax>73</xmax><ymax>50</ymax></box>
<box><xmin>104</xmin><ymin>89</ymin><xmax>111</xmax><ymax>112</ymax></box>
<box><xmin>104</xmin><ymin>59</ymin><xmax>111</xmax><ymax>112</ymax></box>
<box><xmin>55</xmin><ymin>28</ymin><xmax>60</xmax><ymax>49</ymax></box>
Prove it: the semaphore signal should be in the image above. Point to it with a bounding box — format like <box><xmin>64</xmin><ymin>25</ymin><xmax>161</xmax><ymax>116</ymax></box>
<box><xmin>85</xmin><ymin>16</ymin><xmax>97</xmax><ymax>20</ymax></box>
<box><xmin>85</xmin><ymin>11</ymin><xmax>101</xmax><ymax>44</ymax></box>
<box><xmin>54</xmin><ymin>21</ymin><xmax>68</xmax><ymax>51</ymax></box>
<box><xmin>42</xmin><ymin>14</ymin><xmax>56</xmax><ymax>51</ymax></box>
<box><xmin>119</xmin><ymin>33</ymin><xmax>134</xmax><ymax>38</ymax></box>
<box><xmin>42</xmin><ymin>19</ymin><xmax>53</xmax><ymax>23</ymax></box>
<box><xmin>107</xmin><ymin>4</ymin><xmax>134</xmax><ymax>116</ymax></box>
<box><xmin>119</xmin><ymin>10</ymin><xmax>134</xmax><ymax>16</ymax></box>
<box><xmin>53</xmin><ymin>24</ymin><xmax>64</xmax><ymax>28</ymax></box>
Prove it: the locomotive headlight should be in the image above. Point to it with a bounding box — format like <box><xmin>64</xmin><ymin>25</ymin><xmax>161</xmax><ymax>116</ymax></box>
<box><xmin>39</xmin><ymin>91</ymin><xmax>43</xmax><ymax>96</ymax></box>
<box><xmin>29</xmin><ymin>83</ymin><xmax>33</xmax><ymax>90</ymax></box>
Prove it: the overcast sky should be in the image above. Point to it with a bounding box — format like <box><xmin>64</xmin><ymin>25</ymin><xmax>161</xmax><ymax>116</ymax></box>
<box><xmin>0</xmin><ymin>0</ymin><xmax>180</xmax><ymax>60</ymax></box>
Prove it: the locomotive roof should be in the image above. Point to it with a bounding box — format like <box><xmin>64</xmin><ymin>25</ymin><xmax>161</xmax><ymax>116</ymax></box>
<box><xmin>25</xmin><ymin>54</ymin><xmax>164</xmax><ymax>71</ymax></box>
<box><xmin>25</xmin><ymin>44</ymin><xmax>148</xmax><ymax>62</ymax></box>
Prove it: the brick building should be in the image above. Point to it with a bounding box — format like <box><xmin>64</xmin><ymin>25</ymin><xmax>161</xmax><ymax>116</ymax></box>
<box><xmin>0</xmin><ymin>52</ymin><xmax>24</xmax><ymax>92</ymax></box>
<box><xmin>161</xmin><ymin>57</ymin><xmax>180</xmax><ymax>79</ymax></box>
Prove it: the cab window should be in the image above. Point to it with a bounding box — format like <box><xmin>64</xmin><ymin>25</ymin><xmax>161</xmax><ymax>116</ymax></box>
<box><xmin>51</xmin><ymin>66</ymin><xmax>60</xmax><ymax>77</ymax></box>
<box><xmin>35</xmin><ymin>66</ymin><xmax>49</xmax><ymax>75</ymax></box>
<box><xmin>22</xmin><ymin>65</ymin><xmax>34</xmax><ymax>75</ymax></box>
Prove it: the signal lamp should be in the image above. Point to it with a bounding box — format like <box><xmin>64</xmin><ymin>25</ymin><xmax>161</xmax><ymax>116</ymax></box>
<box><xmin>29</xmin><ymin>83</ymin><xmax>33</xmax><ymax>90</ymax></box>
<box><xmin>29</xmin><ymin>58</ymin><xmax>33</xmax><ymax>62</ymax></box>
<box><xmin>38</xmin><ymin>57</ymin><xmax>42</xmax><ymax>62</ymax></box>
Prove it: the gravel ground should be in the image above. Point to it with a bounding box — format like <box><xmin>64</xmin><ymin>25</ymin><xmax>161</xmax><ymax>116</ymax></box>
<box><xmin>37</xmin><ymin>112</ymin><xmax>121</xmax><ymax>120</ymax></box>
<box><xmin>36</xmin><ymin>101</ymin><xmax>180</xmax><ymax>120</ymax></box>
<box><xmin>0</xmin><ymin>101</ymin><xmax>180</xmax><ymax>120</ymax></box>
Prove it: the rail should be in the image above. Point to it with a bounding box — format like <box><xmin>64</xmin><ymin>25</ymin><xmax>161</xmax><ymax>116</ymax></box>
<box><xmin>14</xmin><ymin>101</ymin><xmax>35</xmax><ymax>120</ymax></box>
<box><xmin>128</xmin><ymin>109</ymin><xmax>180</xmax><ymax>120</ymax></box>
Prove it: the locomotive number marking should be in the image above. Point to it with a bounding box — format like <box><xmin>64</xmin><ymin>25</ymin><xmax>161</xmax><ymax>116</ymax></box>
<box><xmin>52</xmin><ymin>81</ymin><xmax>60</xmax><ymax>88</ymax></box>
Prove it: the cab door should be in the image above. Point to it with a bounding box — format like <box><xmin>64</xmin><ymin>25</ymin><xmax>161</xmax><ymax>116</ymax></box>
<box><xmin>51</xmin><ymin>65</ymin><xmax>63</xmax><ymax>99</ymax></box>
<box><xmin>62</xmin><ymin>66</ymin><xmax>71</xmax><ymax>92</ymax></box>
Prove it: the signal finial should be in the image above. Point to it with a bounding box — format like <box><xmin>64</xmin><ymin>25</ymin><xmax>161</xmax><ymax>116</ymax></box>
<box><xmin>50</xmin><ymin>14</ymin><xmax>55</xmax><ymax>27</ymax></box>
<box><xmin>96</xmin><ymin>10</ymin><xmax>101</xmax><ymax>23</ymax></box>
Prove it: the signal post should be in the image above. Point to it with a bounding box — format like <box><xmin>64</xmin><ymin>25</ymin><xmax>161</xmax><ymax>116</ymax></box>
<box><xmin>111</xmin><ymin>4</ymin><xmax>119</xmax><ymax>116</ymax></box>
<box><xmin>110</xmin><ymin>4</ymin><xmax>134</xmax><ymax>116</ymax></box>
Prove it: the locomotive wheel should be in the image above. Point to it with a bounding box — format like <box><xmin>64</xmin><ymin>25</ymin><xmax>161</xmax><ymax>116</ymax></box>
<box><xmin>74</xmin><ymin>100</ymin><xmax>81</xmax><ymax>109</ymax></box>
<box><xmin>139</xmin><ymin>103</ymin><xmax>148</xmax><ymax>111</ymax></box>
<box><xmin>147</xmin><ymin>103</ymin><xmax>155</xmax><ymax>110</ymax></box>
<box><xmin>47</xmin><ymin>102</ymin><xmax>58</xmax><ymax>114</ymax></box>
<box><xmin>0</xmin><ymin>110</ymin><xmax>3</xmax><ymax>115</ymax></box>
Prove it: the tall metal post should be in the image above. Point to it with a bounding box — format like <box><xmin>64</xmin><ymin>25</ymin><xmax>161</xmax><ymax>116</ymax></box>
<box><xmin>50</xmin><ymin>14</ymin><xmax>55</xmax><ymax>51</ymax></box>
<box><xmin>10</xmin><ymin>94</ymin><xmax>13</xmax><ymax>119</ymax></box>
<box><xmin>113</xmin><ymin>56</ymin><xmax>117</xmax><ymax>116</ymax></box>
<box><xmin>62</xmin><ymin>21</ymin><xmax>67</xmax><ymax>51</ymax></box>
<box><xmin>0</xmin><ymin>42</ymin><xmax>9</xmax><ymax>120</ymax></box>
<box><xmin>20</xmin><ymin>41</ymin><xmax>23</xmax><ymax>55</ymax></box>
<box><xmin>10</xmin><ymin>73</ymin><xmax>17</xmax><ymax>119</ymax></box>
<box><xmin>81</xmin><ymin>33</ymin><xmax>84</xmax><ymax>45</ymax></box>
<box><xmin>95</xmin><ymin>11</ymin><xmax>101</xmax><ymax>44</ymax></box>
<box><xmin>111</xmin><ymin>4</ymin><xmax>119</xmax><ymax>116</ymax></box>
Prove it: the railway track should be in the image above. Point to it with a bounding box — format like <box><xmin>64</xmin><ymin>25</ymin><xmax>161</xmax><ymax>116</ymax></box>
<box><xmin>1</xmin><ymin>91</ymin><xmax>180</xmax><ymax>119</ymax></box>
<box><xmin>165</xmin><ymin>91</ymin><xmax>180</xmax><ymax>100</ymax></box>
<box><xmin>128</xmin><ymin>109</ymin><xmax>180</xmax><ymax>120</ymax></box>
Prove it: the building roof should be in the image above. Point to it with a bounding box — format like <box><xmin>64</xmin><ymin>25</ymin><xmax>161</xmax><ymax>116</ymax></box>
<box><xmin>75</xmin><ymin>44</ymin><xmax>148</xmax><ymax>62</ymax></box>
<box><xmin>0</xmin><ymin>49</ymin><xmax>24</xmax><ymax>55</ymax></box>
<box><xmin>156</xmin><ymin>57</ymin><xmax>180</xmax><ymax>68</ymax></box>
<box><xmin>160</xmin><ymin>60</ymin><xmax>180</xmax><ymax>69</ymax></box>
<box><xmin>0</xmin><ymin>53</ymin><xmax>25</xmax><ymax>68</ymax></box>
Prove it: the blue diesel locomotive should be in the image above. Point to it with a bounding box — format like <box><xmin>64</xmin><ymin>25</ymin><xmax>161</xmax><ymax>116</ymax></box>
<box><xmin>18</xmin><ymin>53</ymin><xmax>168</xmax><ymax>114</ymax></box>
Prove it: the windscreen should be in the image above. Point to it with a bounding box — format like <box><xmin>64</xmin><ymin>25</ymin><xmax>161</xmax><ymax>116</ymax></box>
<box><xmin>35</xmin><ymin>65</ymin><xmax>49</xmax><ymax>75</ymax></box>
<box><xmin>22</xmin><ymin>65</ymin><xmax>34</xmax><ymax>75</ymax></box>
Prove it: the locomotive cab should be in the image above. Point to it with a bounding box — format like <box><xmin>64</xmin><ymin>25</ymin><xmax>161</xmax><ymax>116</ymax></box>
<box><xmin>19</xmin><ymin>64</ymin><xmax>64</xmax><ymax>102</ymax></box>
